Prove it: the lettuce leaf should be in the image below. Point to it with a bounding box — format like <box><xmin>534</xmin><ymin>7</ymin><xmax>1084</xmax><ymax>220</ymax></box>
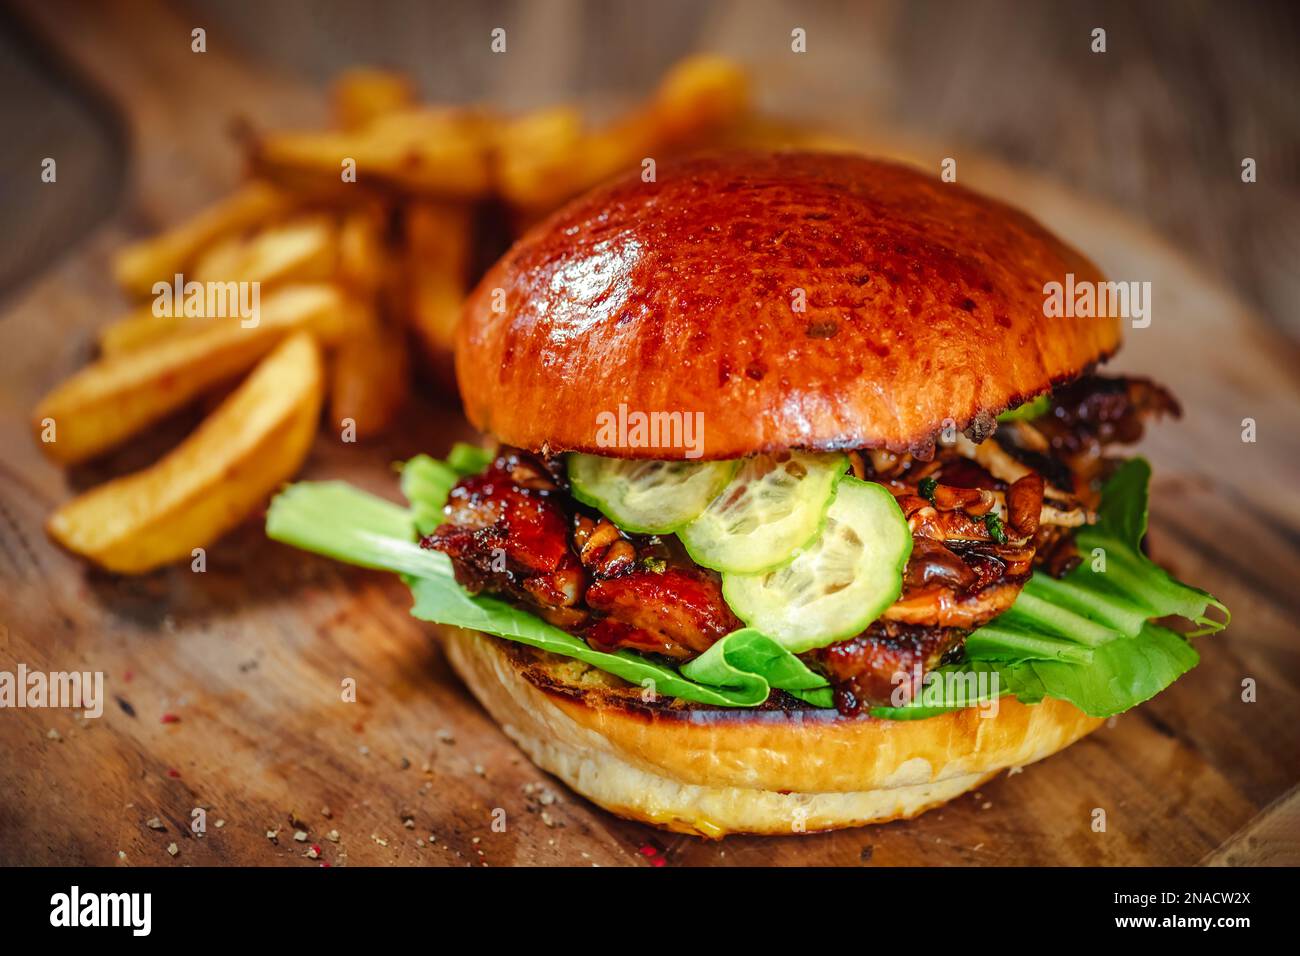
<box><xmin>399</xmin><ymin>444</ymin><xmax>494</xmax><ymax>536</ymax></box>
<box><xmin>870</xmin><ymin>458</ymin><xmax>1227</xmax><ymax>720</ymax></box>
<box><xmin>867</xmin><ymin>660</ymin><xmax>1012</xmax><ymax>720</ymax></box>
<box><xmin>872</xmin><ymin>624</ymin><xmax>1200</xmax><ymax>720</ymax></box>
<box><xmin>446</xmin><ymin>442</ymin><xmax>494</xmax><ymax>476</ymax></box>
<box><xmin>997</xmin><ymin>394</ymin><xmax>1052</xmax><ymax>422</ymax></box>
<box><xmin>267</xmin><ymin>468</ymin><xmax>832</xmax><ymax>708</ymax></box>
<box><xmin>266</xmin><ymin>481</ymin><xmax>440</xmax><ymax>576</ymax></box>
<box><xmin>1071</xmin><ymin>459</ymin><xmax>1228</xmax><ymax>636</ymax></box>
<box><xmin>1012</xmin><ymin>623</ymin><xmax>1199</xmax><ymax>717</ymax></box>
<box><xmin>684</xmin><ymin>630</ymin><xmax>833</xmax><ymax>708</ymax></box>
<box><xmin>400</xmin><ymin>455</ymin><xmax>461</xmax><ymax>537</ymax></box>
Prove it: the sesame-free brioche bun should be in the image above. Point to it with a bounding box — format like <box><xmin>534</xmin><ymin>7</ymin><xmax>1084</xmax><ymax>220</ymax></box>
<box><xmin>457</xmin><ymin>151</ymin><xmax>1120</xmax><ymax>459</ymax></box>
<box><xmin>440</xmin><ymin>628</ymin><xmax>1103</xmax><ymax>837</ymax></box>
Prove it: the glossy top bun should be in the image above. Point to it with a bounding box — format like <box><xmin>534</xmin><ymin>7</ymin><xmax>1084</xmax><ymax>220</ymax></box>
<box><xmin>458</xmin><ymin>152</ymin><xmax>1120</xmax><ymax>458</ymax></box>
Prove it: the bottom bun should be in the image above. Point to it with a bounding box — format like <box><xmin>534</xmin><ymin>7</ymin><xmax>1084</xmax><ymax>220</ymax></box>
<box><xmin>439</xmin><ymin>628</ymin><xmax>1103</xmax><ymax>837</ymax></box>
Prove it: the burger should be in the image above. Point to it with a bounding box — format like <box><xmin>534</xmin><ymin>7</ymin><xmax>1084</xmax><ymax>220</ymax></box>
<box><xmin>268</xmin><ymin>152</ymin><xmax>1228</xmax><ymax>836</ymax></box>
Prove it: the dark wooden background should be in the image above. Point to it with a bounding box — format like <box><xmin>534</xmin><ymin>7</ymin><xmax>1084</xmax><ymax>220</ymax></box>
<box><xmin>4</xmin><ymin>0</ymin><xmax>1299</xmax><ymax>339</ymax></box>
<box><xmin>1</xmin><ymin>0</ymin><xmax>1298</xmax><ymax>868</ymax></box>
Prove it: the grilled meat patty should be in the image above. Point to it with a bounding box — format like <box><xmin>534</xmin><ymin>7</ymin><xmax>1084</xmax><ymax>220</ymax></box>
<box><xmin>424</xmin><ymin>375</ymin><xmax>1174</xmax><ymax>714</ymax></box>
<box><xmin>811</xmin><ymin>621</ymin><xmax>968</xmax><ymax>715</ymax></box>
<box><xmin>586</xmin><ymin>568</ymin><xmax>741</xmax><ymax>658</ymax></box>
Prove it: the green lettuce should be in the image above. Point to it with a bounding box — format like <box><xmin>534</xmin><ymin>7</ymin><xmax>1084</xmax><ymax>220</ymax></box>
<box><xmin>870</xmin><ymin>458</ymin><xmax>1227</xmax><ymax>719</ymax></box>
<box><xmin>400</xmin><ymin>443</ymin><xmax>495</xmax><ymax>536</ymax></box>
<box><xmin>997</xmin><ymin>394</ymin><xmax>1052</xmax><ymax>422</ymax></box>
<box><xmin>446</xmin><ymin>442</ymin><xmax>494</xmax><ymax>476</ymax></box>
<box><xmin>400</xmin><ymin>456</ymin><xmax>461</xmax><ymax>537</ymax></box>
<box><xmin>266</xmin><ymin>481</ymin><xmax>436</xmax><ymax>576</ymax></box>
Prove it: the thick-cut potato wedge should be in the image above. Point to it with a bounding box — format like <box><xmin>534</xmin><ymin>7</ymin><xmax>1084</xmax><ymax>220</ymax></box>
<box><xmin>336</xmin><ymin>205</ymin><xmax>389</xmax><ymax>297</ymax></box>
<box><xmin>329</xmin><ymin>298</ymin><xmax>408</xmax><ymax>438</ymax></box>
<box><xmin>403</xmin><ymin>202</ymin><xmax>472</xmax><ymax>379</ymax></box>
<box><xmin>112</xmin><ymin>182</ymin><xmax>294</xmax><ymax>298</ymax></box>
<box><xmin>496</xmin><ymin>54</ymin><xmax>749</xmax><ymax>213</ymax></box>
<box><xmin>97</xmin><ymin>302</ymin><xmax>188</xmax><ymax>356</ymax></box>
<box><xmin>190</xmin><ymin>213</ymin><xmax>337</xmax><ymax>287</ymax></box>
<box><xmin>47</xmin><ymin>333</ymin><xmax>324</xmax><ymax>574</ymax></box>
<box><xmin>98</xmin><ymin>227</ymin><xmax>346</xmax><ymax>357</ymax></box>
<box><xmin>333</xmin><ymin>68</ymin><xmax>416</xmax><ymax>130</ymax></box>
<box><xmin>251</xmin><ymin>107</ymin><xmax>493</xmax><ymax>199</ymax></box>
<box><xmin>579</xmin><ymin>53</ymin><xmax>748</xmax><ymax>183</ymax></box>
<box><xmin>493</xmin><ymin>105</ymin><xmax>584</xmax><ymax>210</ymax></box>
<box><xmin>649</xmin><ymin>54</ymin><xmax>749</xmax><ymax>141</ymax></box>
<box><xmin>35</xmin><ymin>284</ymin><xmax>347</xmax><ymax>464</ymax></box>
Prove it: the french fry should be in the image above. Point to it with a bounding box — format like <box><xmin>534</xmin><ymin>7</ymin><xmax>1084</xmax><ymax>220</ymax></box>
<box><xmin>496</xmin><ymin>54</ymin><xmax>749</xmax><ymax>214</ymax></box>
<box><xmin>99</xmin><ymin>217</ymin><xmax>346</xmax><ymax>357</ymax></box>
<box><xmin>97</xmin><ymin>303</ymin><xmax>188</xmax><ymax>356</ymax></box>
<box><xmin>336</xmin><ymin>205</ymin><xmax>389</xmax><ymax>297</ymax></box>
<box><xmin>493</xmin><ymin>105</ymin><xmax>584</xmax><ymax>211</ymax></box>
<box><xmin>190</xmin><ymin>213</ymin><xmax>338</xmax><ymax>287</ymax></box>
<box><xmin>112</xmin><ymin>182</ymin><xmax>294</xmax><ymax>298</ymax></box>
<box><xmin>35</xmin><ymin>284</ymin><xmax>347</xmax><ymax>464</ymax></box>
<box><xmin>332</xmin><ymin>67</ymin><xmax>416</xmax><ymax>130</ymax></box>
<box><xmin>97</xmin><ymin>278</ymin><xmax>332</xmax><ymax>358</ymax></box>
<box><xmin>648</xmin><ymin>54</ymin><xmax>749</xmax><ymax>141</ymax></box>
<box><xmin>403</xmin><ymin>202</ymin><xmax>472</xmax><ymax>379</ymax></box>
<box><xmin>573</xmin><ymin>54</ymin><xmax>749</xmax><ymax>190</ymax></box>
<box><xmin>46</xmin><ymin>333</ymin><xmax>324</xmax><ymax>574</ymax></box>
<box><xmin>329</xmin><ymin>299</ymin><xmax>408</xmax><ymax>438</ymax></box>
<box><xmin>251</xmin><ymin>107</ymin><xmax>493</xmax><ymax>199</ymax></box>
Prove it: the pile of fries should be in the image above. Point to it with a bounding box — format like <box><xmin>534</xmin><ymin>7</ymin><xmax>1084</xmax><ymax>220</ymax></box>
<box><xmin>33</xmin><ymin>56</ymin><xmax>752</xmax><ymax>574</ymax></box>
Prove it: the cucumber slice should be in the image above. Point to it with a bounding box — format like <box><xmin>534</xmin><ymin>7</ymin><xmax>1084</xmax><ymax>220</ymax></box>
<box><xmin>679</xmin><ymin>451</ymin><xmax>847</xmax><ymax>574</ymax></box>
<box><xmin>567</xmin><ymin>454</ymin><xmax>737</xmax><ymax>534</ymax></box>
<box><xmin>722</xmin><ymin>477</ymin><xmax>912</xmax><ymax>652</ymax></box>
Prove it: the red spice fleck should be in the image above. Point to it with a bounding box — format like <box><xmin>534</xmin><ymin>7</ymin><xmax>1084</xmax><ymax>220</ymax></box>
<box><xmin>161</xmin><ymin>713</ymin><xmax>180</xmax><ymax>724</ymax></box>
<box><xmin>124</xmin><ymin>670</ymin><xmax>134</xmax><ymax>682</ymax></box>
<box><xmin>638</xmin><ymin>845</ymin><xmax>658</xmax><ymax>857</ymax></box>
<box><xmin>650</xmin><ymin>856</ymin><xmax>666</xmax><ymax>867</ymax></box>
<box><xmin>311</xmin><ymin>844</ymin><xmax>322</xmax><ymax>855</ymax></box>
<box><xmin>319</xmin><ymin>862</ymin><xmax>331</xmax><ymax>868</ymax></box>
<box><xmin>167</xmin><ymin>769</ymin><xmax>181</xmax><ymax>778</ymax></box>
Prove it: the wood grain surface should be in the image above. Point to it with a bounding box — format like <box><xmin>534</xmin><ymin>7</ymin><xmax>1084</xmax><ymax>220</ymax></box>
<box><xmin>1</xmin><ymin>0</ymin><xmax>1297</xmax><ymax>867</ymax></box>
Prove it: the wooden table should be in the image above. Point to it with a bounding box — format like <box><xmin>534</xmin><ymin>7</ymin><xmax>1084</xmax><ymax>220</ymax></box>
<box><xmin>1</xmin><ymin>0</ymin><xmax>1297</xmax><ymax>866</ymax></box>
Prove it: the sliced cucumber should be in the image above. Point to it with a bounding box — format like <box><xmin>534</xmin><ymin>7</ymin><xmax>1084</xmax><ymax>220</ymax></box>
<box><xmin>722</xmin><ymin>477</ymin><xmax>912</xmax><ymax>652</ymax></box>
<box><xmin>567</xmin><ymin>454</ymin><xmax>737</xmax><ymax>534</ymax></box>
<box><xmin>679</xmin><ymin>451</ymin><xmax>847</xmax><ymax>574</ymax></box>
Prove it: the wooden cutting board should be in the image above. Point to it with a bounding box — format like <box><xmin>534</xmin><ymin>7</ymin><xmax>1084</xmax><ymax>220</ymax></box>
<box><xmin>2</xmin><ymin>0</ymin><xmax>1297</xmax><ymax>867</ymax></box>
